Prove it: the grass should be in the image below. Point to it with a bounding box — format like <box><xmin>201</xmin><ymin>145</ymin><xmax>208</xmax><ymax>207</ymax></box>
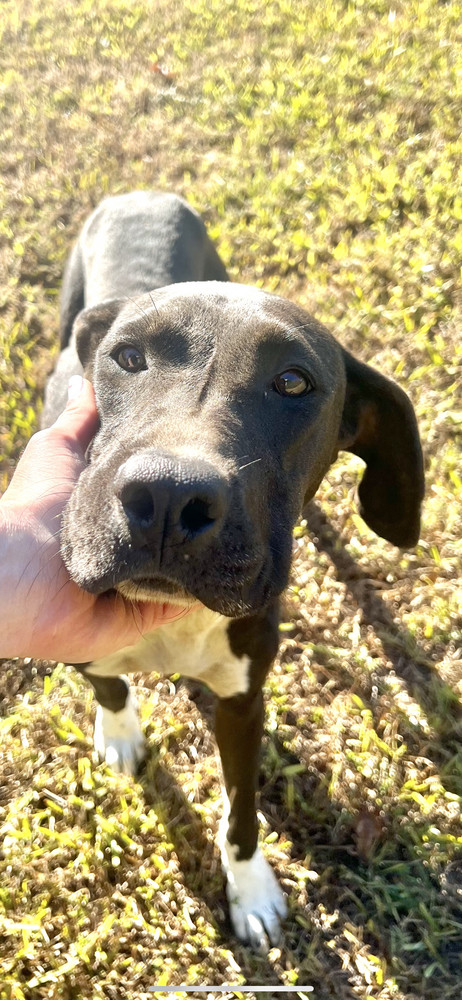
<box><xmin>1</xmin><ymin>0</ymin><xmax>462</xmax><ymax>996</ymax></box>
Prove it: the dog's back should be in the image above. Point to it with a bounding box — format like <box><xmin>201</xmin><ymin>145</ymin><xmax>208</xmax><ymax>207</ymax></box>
<box><xmin>42</xmin><ymin>191</ymin><xmax>228</xmax><ymax>426</ymax></box>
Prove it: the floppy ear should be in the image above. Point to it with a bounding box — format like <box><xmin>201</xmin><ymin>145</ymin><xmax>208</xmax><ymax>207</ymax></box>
<box><xmin>338</xmin><ymin>350</ymin><xmax>424</xmax><ymax>547</ymax></box>
<box><xmin>72</xmin><ymin>299</ymin><xmax>125</xmax><ymax>372</ymax></box>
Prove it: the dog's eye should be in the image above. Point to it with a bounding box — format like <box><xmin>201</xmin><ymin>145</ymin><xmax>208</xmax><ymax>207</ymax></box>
<box><xmin>273</xmin><ymin>369</ymin><xmax>312</xmax><ymax>397</ymax></box>
<box><xmin>115</xmin><ymin>346</ymin><xmax>147</xmax><ymax>373</ymax></box>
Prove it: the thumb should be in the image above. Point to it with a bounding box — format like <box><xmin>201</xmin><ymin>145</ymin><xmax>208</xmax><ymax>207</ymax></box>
<box><xmin>2</xmin><ymin>377</ymin><xmax>99</xmax><ymax>509</ymax></box>
<box><xmin>53</xmin><ymin>376</ymin><xmax>100</xmax><ymax>452</ymax></box>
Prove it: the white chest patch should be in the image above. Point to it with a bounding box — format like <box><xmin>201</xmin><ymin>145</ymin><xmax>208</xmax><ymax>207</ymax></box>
<box><xmin>86</xmin><ymin>606</ymin><xmax>250</xmax><ymax>699</ymax></box>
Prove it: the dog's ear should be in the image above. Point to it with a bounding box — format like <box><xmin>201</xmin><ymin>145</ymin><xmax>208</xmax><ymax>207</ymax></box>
<box><xmin>73</xmin><ymin>299</ymin><xmax>125</xmax><ymax>372</ymax></box>
<box><xmin>338</xmin><ymin>349</ymin><xmax>424</xmax><ymax>547</ymax></box>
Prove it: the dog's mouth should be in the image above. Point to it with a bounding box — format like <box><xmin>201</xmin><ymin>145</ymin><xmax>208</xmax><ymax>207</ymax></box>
<box><xmin>73</xmin><ymin>557</ymin><xmax>273</xmax><ymax>618</ymax></box>
<box><xmin>116</xmin><ymin>575</ymin><xmax>196</xmax><ymax>606</ymax></box>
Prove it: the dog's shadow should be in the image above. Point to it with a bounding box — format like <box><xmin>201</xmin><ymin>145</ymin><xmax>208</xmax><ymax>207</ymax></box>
<box><xmin>304</xmin><ymin>500</ymin><xmax>462</xmax><ymax>752</ymax></box>
<box><xmin>139</xmin><ymin>719</ymin><xmax>220</xmax><ymax>902</ymax></box>
<box><xmin>135</xmin><ymin>692</ymin><xmax>367</xmax><ymax>993</ymax></box>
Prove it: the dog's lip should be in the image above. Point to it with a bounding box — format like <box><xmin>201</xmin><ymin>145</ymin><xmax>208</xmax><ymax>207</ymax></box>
<box><xmin>68</xmin><ymin>546</ymin><xmax>272</xmax><ymax>613</ymax></box>
<box><xmin>113</xmin><ymin>560</ymin><xmax>274</xmax><ymax>617</ymax></box>
<box><xmin>116</xmin><ymin>575</ymin><xmax>195</xmax><ymax>604</ymax></box>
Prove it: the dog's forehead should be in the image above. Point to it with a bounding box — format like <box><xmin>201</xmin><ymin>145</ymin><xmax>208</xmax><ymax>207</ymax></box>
<box><xmin>138</xmin><ymin>280</ymin><xmax>276</xmax><ymax>315</ymax></box>
<box><xmin>114</xmin><ymin>282</ymin><xmax>341</xmax><ymax>369</ymax></box>
<box><xmin>116</xmin><ymin>282</ymin><xmax>274</xmax><ymax>338</ymax></box>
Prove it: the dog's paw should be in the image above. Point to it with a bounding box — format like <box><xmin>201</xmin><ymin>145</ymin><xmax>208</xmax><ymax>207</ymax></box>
<box><xmin>94</xmin><ymin>690</ymin><xmax>145</xmax><ymax>775</ymax></box>
<box><xmin>221</xmin><ymin>840</ymin><xmax>287</xmax><ymax>952</ymax></box>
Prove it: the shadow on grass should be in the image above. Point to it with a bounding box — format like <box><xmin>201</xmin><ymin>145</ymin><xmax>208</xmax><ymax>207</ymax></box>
<box><xmin>137</xmin><ymin>745</ymin><xmax>311</xmax><ymax>997</ymax></box>
<box><xmin>140</xmin><ymin>687</ymin><xmax>392</xmax><ymax>997</ymax></box>
<box><xmin>305</xmin><ymin>500</ymin><xmax>462</xmax><ymax>789</ymax></box>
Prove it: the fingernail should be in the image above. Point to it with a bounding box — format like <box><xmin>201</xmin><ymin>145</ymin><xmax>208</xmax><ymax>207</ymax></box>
<box><xmin>67</xmin><ymin>375</ymin><xmax>84</xmax><ymax>401</ymax></box>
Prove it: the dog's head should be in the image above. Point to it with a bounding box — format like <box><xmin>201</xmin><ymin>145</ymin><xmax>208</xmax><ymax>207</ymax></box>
<box><xmin>61</xmin><ymin>283</ymin><xmax>424</xmax><ymax>617</ymax></box>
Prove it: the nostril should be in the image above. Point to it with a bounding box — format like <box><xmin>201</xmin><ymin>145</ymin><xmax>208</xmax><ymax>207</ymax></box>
<box><xmin>180</xmin><ymin>497</ymin><xmax>215</xmax><ymax>536</ymax></box>
<box><xmin>120</xmin><ymin>484</ymin><xmax>155</xmax><ymax>526</ymax></box>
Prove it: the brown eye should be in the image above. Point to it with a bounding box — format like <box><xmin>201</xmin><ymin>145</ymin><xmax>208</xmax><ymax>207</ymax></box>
<box><xmin>273</xmin><ymin>369</ymin><xmax>312</xmax><ymax>396</ymax></box>
<box><xmin>115</xmin><ymin>346</ymin><xmax>146</xmax><ymax>372</ymax></box>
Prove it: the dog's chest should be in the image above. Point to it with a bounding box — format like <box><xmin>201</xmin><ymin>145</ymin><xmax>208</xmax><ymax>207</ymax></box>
<box><xmin>87</xmin><ymin>606</ymin><xmax>250</xmax><ymax>699</ymax></box>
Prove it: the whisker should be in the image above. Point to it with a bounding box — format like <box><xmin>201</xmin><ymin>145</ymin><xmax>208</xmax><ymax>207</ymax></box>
<box><xmin>238</xmin><ymin>458</ymin><xmax>262</xmax><ymax>472</ymax></box>
<box><xmin>16</xmin><ymin>526</ymin><xmax>66</xmax><ymax>588</ymax></box>
<box><xmin>24</xmin><ymin>553</ymin><xmax>67</xmax><ymax>601</ymax></box>
<box><xmin>28</xmin><ymin>482</ymin><xmax>80</xmax><ymax>503</ymax></box>
<box><xmin>148</xmin><ymin>290</ymin><xmax>159</xmax><ymax>317</ymax></box>
<box><xmin>116</xmin><ymin>589</ymin><xmax>145</xmax><ymax>642</ymax></box>
<box><xmin>126</xmin><ymin>294</ymin><xmax>158</xmax><ymax>337</ymax></box>
<box><xmin>46</xmin><ymin>575</ymin><xmax>74</xmax><ymax>603</ymax></box>
<box><xmin>119</xmin><ymin>584</ymin><xmax>191</xmax><ymax>644</ymax></box>
<box><xmin>280</xmin><ymin>320</ymin><xmax>314</xmax><ymax>338</ymax></box>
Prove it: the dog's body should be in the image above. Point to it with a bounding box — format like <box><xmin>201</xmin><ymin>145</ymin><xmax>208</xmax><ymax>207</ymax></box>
<box><xmin>43</xmin><ymin>191</ymin><xmax>424</xmax><ymax>951</ymax></box>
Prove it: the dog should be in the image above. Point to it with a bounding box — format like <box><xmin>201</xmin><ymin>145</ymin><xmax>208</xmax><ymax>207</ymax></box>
<box><xmin>42</xmin><ymin>190</ymin><xmax>424</xmax><ymax>952</ymax></box>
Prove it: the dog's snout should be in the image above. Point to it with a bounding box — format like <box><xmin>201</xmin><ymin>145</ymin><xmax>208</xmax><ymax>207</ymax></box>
<box><xmin>115</xmin><ymin>454</ymin><xmax>228</xmax><ymax>552</ymax></box>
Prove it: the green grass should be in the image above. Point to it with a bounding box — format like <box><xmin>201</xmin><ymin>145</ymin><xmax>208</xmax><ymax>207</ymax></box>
<box><xmin>1</xmin><ymin>0</ymin><xmax>462</xmax><ymax>996</ymax></box>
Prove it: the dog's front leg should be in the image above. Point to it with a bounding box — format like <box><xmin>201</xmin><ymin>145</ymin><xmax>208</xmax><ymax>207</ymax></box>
<box><xmin>77</xmin><ymin>667</ymin><xmax>145</xmax><ymax>775</ymax></box>
<box><xmin>215</xmin><ymin>688</ymin><xmax>287</xmax><ymax>951</ymax></box>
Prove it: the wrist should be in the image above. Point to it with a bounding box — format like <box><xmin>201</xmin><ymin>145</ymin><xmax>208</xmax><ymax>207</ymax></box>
<box><xmin>0</xmin><ymin>503</ymin><xmax>47</xmax><ymax>658</ymax></box>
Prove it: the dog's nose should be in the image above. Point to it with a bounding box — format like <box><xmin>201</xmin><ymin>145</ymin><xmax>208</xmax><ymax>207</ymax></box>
<box><xmin>115</xmin><ymin>453</ymin><xmax>228</xmax><ymax>552</ymax></box>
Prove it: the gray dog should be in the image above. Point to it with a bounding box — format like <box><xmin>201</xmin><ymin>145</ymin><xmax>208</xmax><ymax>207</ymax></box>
<box><xmin>43</xmin><ymin>190</ymin><xmax>424</xmax><ymax>951</ymax></box>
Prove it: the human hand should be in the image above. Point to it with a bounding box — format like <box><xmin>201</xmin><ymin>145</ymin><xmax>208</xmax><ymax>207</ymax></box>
<box><xmin>0</xmin><ymin>377</ymin><xmax>191</xmax><ymax>662</ymax></box>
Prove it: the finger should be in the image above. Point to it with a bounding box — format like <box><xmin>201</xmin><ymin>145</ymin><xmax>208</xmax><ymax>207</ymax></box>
<box><xmin>91</xmin><ymin>596</ymin><xmax>193</xmax><ymax>648</ymax></box>
<box><xmin>53</xmin><ymin>377</ymin><xmax>99</xmax><ymax>452</ymax></box>
<box><xmin>134</xmin><ymin>600</ymin><xmax>192</xmax><ymax>631</ymax></box>
<box><xmin>3</xmin><ymin>379</ymin><xmax>99</xmax><ymax>506</ymax></box>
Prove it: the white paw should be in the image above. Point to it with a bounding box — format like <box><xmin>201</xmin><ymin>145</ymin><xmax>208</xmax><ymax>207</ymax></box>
<box><xmin>94</xmin><ymin>690</ymin><xmax>145</xmax><ymax>775</ymax></box>
<box><xmin>221</xmin><ymin>840</ymin><xmax>287</xmax><ymax>952</ymax></box>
